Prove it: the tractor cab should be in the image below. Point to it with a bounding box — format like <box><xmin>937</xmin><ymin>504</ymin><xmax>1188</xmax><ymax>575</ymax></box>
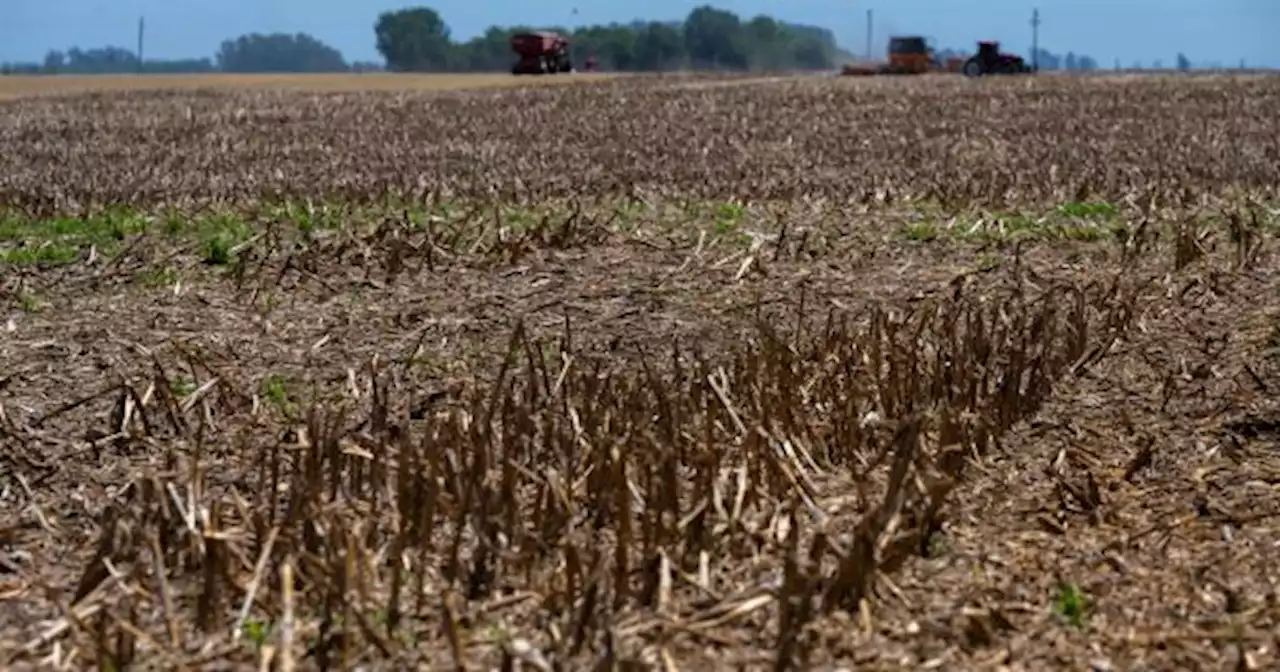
<box><xmin>888</xmin><ymin>36</ymin><xmax>929</xmax><ymax>57</ymax></box>
<box><xmin>886</xmin><ymin>36</ymin><xmax>934</xmax><ymax>74</ymax></box>
<box><xmin>975</xmin><ymin>41</ymin><xmax>1001</xmax><ymax>66</ymax></box>
<box><xmin>963</xmin><ymin>40</ymin><xmax>1031</xmax><ymax>77</ymax></box>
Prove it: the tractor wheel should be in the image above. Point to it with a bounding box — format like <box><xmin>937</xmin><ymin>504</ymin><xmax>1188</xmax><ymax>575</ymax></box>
<box><xmin>962</xmin><ymin>58</ymin><xmax>983</xmax><ymax>78</ymax></box>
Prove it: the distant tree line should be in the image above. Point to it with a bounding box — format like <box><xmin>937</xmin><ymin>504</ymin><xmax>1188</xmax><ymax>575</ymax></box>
<box><xmin>0</xmin><ymin>5</ymin><xmax>850</xmax><ymax>75</ymax></box>
<box><xmin>2</xmin><ymin>46</ymin><xmax>215</xmax><ymax>75</ymax></box>
<box><xmin>1027</xmin><ymin>48</ymin><xmax>1101</xmax><ymax>71</ymax></box>
<box><xmin>0</xmin><ymin>33</ymin><xmax>356</xmax><ymax>75</ymax></box>
<box><xmin>0</xmin><ymin>4</ymin><xmax>1231</xmax><ymax>76</ymax></box>
<box><xmin>1017</xmin><ymin>49</ymin><xmax>1209</xmax><ymax>72</ymax></box>
<box><xmin>374</xmin><ymin>5</ymin><xmax>851</xmax><ymax>72</ymax></box>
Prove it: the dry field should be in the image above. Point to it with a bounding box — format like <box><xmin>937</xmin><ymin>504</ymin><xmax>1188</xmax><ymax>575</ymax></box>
<box><xmin>1</xmin><ymin>72</ymin><xmax>1280</xmax><ymax>670</ymax></box>
<box><xmin>0</xmin><ymin>72</ymin><xmax>627</xmax><ymax>100</ymax></box>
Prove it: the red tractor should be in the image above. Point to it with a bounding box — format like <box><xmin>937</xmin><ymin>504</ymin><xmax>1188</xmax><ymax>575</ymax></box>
<box><xmin>962</xmin><ymin>41</ymin><xmax>1033</xmax><ymax>77</ymax></box>
<box><xmin>510</xmin><ymin>31</ymin><xmax>573</xmax><ymax>75</ymax></box>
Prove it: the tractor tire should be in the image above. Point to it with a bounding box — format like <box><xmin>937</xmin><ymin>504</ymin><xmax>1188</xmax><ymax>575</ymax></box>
<box><xmin>962</xmin><ymin>58</ymin><xmax>983</xmax><ymax>78</ymax></box>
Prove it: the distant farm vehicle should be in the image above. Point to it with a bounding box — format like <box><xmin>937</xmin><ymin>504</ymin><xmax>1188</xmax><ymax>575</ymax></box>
<box><xmin>963</xmin><ymin>41</ymin><xmax>1033</xmax><ymax>77</ymax></box>
<box><xmin>510</xmin><ymin>32</ymin><xmax>573</xmax><ymax>75</ymax></box>
<box><xmin>841</xmin><ymin>36</ymin><xmax>963</xmax><ymax>76</ymax></box>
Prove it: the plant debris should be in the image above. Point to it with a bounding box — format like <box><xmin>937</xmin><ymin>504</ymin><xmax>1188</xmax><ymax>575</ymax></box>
<box><xmin>1</xmin><ymin>72</ymin><xmax>1279</xmax><ymax>670</ymax></box>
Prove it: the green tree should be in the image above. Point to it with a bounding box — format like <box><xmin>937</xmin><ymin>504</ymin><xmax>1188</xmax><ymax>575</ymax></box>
<box><xmin>683</xmin><ymin>6</ymin><xmax>748</xmax><ymax>69</ymax></box>
<box><xmin>216</xmin><ymin>33</ymin><xmax>346</xmax><ymax>72</ymax></box>
<box><xmin>143</xmin><ymin>58</ymin><xmax>216</xmax><ymax>74</ymax></box>
<box><xmin>3</xmin><ymin>47</ymin><xmax>214</xmax><ymax>74</ymax></box>
<box><xmin>789</xmin><ymin>38</ymin><xmax>830</xmax><ymax>70</ymax></box>
<box><xmin>65</xmin><ymin>46</ymin><xmax>139</xmax><ymax>74</ymax></box>
<box><xmin>453</xmin><ymin>26</ymin><xmax>521</xmax><ymax>71</ymax></box>
<box><xmin>375</xmin><ymin>7</ymin><xmax>453</xmax><ymax>72</ymax></box>
<box><xmin>355</xmin><ymin>4</ymin><xmax>849</xmax><ymax>74</ymax></box>
<box><xmin>2</xmin><ymin>3</ymin><xmax>861</xmax><ymax>77</ymax></box>
<box><xmin>779</xmin><ymin>22</ymin><xmax>838</xmax><ymax>70</ymax></box>
<box><xmin>573</xmin><ymin>24</ymin><xmax>639</xmax><ymax>71</ymax></box>
<box><xmin>1176</xmin><ymin>53</ymin><xmax>1191</xmax><ymax>71</ymax></box>
<box><xmin>42</xmin><ymin>50</ymin><xmax>66</xmax><ymax>73</ymax></box>
<box><xmin>743</xmin><ymin>16</ymin><xmax>785</xmax><ymax>69</ymax></box>
<box><xmin>632</xmin><ymin>22</ymin><xmax>687</xmax><ymax>71</ymax></box>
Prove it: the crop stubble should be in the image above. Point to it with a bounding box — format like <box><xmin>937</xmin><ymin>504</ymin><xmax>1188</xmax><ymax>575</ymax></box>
<box><xmin>0</xmin><ymin>72</ymin><xmax>628</xmax><ymax>101</ymax></box>
<box><xmin>1</xmin><ymin>73</ymin><xmax>1280</xmax><ymax>669</ymax></box>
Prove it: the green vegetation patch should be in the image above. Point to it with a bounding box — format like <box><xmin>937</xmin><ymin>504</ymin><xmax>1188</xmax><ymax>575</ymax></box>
<box><xmin>0</xmin><ymin>209</ymin><xmax>147</xmax><ymax>266</ymax></box>
<box><xmin>898</xmin><ymin>200</ymin><xmax>1131</xmax><ymax>245</ymax></box>
<box><xmin>1051</xmin><ymin>581</ymin><xmax>1090</xmax><ymax>629</ymax></box>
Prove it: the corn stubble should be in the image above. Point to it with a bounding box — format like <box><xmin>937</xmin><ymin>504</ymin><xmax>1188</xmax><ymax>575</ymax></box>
<box><xmin>1</xmin><ymin>73</ymin><xmax>1279</xmax><ymax>670</ymax></box>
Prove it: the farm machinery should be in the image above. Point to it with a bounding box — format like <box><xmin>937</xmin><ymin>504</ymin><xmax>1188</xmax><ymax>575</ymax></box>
<box><xmin>839</xmin><ymin>36</ymin><xmax>1033</xmax><ymax>78</ymax></box>
<box><xmin>840</xmin><ymin>36</ymin><xmax>964</xmax><ymax>76</ymax></box>
<box><xmin>510</xmin><ymin>31</ymin><xmax>574</xmax><ymax>75</ymax></box>
<box><xmin>961</xmin><ymin>41</ymin><xmax>1033</xmax><ymax>76</ymax></box>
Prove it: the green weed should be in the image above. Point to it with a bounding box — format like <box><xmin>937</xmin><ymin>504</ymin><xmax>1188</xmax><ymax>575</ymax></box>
<box><xmin>136</xmin><ymin>266</ymin><xmax>178</xmax><ymax>288</ymax></box>
<box><xmin>261</xmin><ymin>374</ymin><xmax>298</xmax><ymax>417</ymax></box>
<box><xmin>925</xmin><ymin>531</ymin><xmax>949</xmax><ymax>558</ymax></box>
<box><xmin>17</xmin><ymin>291</ymin><xmax>40</xmax><ymax>313</ymax></box>
<box><xmin>902</xmin><ymin>202</ymin><xmax>1131</xmax><ymax>245</ymax></box>
<box><xmin>0</xmin><ymin>244</ymin><xmax>80</xmax><ymax>266</ymax></box>
<box><xmin>903</xmin><ymin>221</ymin><xmax>940</xmax><ymax>242</ymax></box>
<box><xmin>170</xmin><ymin>377</ymin><xmax>196</xmax><ymax>398</ymax></box>
<box><xmin>201</xmin><ymin>235</ymin><xmax>233</xmax><ymax>265</ymax></box>
<box><xmin>1051</xmin><ymin>582</ymin><xmax>1089</xmax><ymax>629</ymax></box>
<box><xmin>612</xmin><ymin>200</ymin><xmax>647</xmax><ymax>234</ymax></box>
<box><xmin>241</xmin><ymin>618</ymin><xmax>272</xmax><ymax>649</ymax></box>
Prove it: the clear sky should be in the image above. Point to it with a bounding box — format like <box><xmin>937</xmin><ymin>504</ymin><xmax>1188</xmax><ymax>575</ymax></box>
<box><xmin>2</xmin><ymin>0</ymin><xmax>1277</xmax><ymax>68</ymax></box>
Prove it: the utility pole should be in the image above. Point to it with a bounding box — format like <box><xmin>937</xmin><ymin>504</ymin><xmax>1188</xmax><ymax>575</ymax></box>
<box><xmin>1030</xmin><ymin>9</ymin><xmax>1040</xmax><ymax>72</ymax></box>
<box><xmin>866</xmin><ymin>9</ymin><xmax>873</xmax><ymax>60</ymax></box>
<box><xmin>136</xmin><ymin>17</ymin><xmax>145</xmax><ymax>73</ymax></box>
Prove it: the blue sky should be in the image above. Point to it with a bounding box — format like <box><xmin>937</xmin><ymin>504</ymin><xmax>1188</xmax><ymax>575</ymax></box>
<box><xmin>2</xmin><ymin>0</ymin><xmax>1277</xmax><ymax>68</ymax></box>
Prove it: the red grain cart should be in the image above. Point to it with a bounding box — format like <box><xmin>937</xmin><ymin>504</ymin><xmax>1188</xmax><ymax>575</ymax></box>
<box><xmin>510</xmin><ymin>32</ymin><xmax>574</xmax><ymax>75</ymax></box>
